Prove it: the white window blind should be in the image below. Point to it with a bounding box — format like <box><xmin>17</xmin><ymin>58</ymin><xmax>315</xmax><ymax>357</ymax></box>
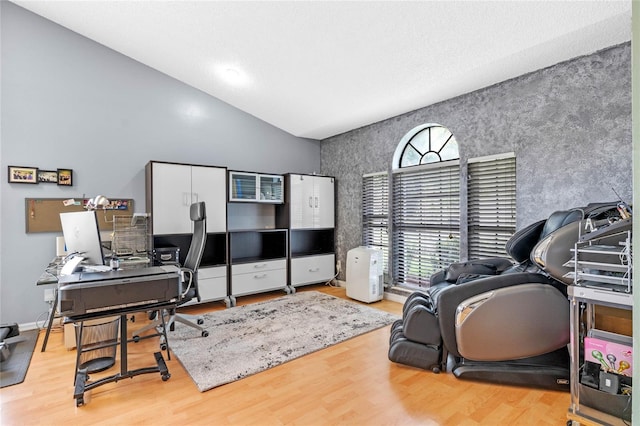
<box><xmin>392</xmin><ymin>161</ymin><xmax>460</xmax><ymax>287</ymax></box>
<box><xmin>467</xmin><ymin>153</ymin><xmax>516</xmax><ymax>259</ymax></box>
<box><xmin>362</xmin><ymin>172</ymin><xmax>389</xmax><ymax>277</ymax></box>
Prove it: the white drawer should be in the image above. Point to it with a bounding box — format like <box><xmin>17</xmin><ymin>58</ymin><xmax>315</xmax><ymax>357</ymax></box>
<box><xmin>198</xmin><ymin>275</ymin><xmax>227</xmax><ymax>302</ymax></box>
<box><xmin>232</xmin><ymin>259</ymin><xmax>286</xmax><ymax>275</ymax></box>
<box><xmin>291</xmin><ymin>254</ymin><xmax>335</xmax><ymax>286</ymax></box>
<box><xmin>181</xmin><ymin>266</ymin><xmax>227</xmax><ymax>304</ymax></box>
<box><xmin>231</xmin><ymin>268</ymin><xmax>287</xmax><ymax>296</ymax></box>
<box><xmin>198</xmin><ymin>266</ymin><xmax>226</xmax><ymax>279</ymax></box>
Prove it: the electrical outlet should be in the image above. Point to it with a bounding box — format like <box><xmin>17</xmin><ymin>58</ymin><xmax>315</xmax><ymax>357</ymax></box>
<box><xmin>44</xmin><ymin>288</ymin><xmax>55</xmax><ymax>303</ymax></box>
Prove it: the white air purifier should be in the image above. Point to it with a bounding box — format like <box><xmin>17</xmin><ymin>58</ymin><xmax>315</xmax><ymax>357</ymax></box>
<box><xmin>346</xmin><ymin>247</ymin><xmax>383</xmax><ymax>303</ymax></box>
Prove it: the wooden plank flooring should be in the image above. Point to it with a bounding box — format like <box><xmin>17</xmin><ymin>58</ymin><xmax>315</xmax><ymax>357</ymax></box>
<box><xmin>0</xmin><ymin>285</ymin><xmax>570</xmax><ymax>425</ymax></box>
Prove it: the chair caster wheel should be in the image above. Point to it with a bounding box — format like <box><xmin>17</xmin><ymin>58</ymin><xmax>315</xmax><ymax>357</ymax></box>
<box><xmin>132</xmin><ymin>335</ymin><xmax>140</xmax><ymax>343</ymax></box>
<box><xmin>201</xmin><ymin>330</ymin><xmax>209</xmax><ymax>337</ymax></box>
<box><xmin>162</xmin><ymin>373</ymin><xmax>171</xmax><ymax>381</ymax></box>
<box><xmin>197</xmin><ymin>319</ymin><xmax>204</xmax><ymax>325</ymax></box>
<box><xmin>160</xmin><ymin>343</ymin><xmax>167</xmax><ymax>351</ymax></box>
<box><xmin>76</xmin><ymin>396</ymin><xmax>84</xmax><ymax>407</ymax></box>
<box><xmin>432</xmin><ymin>367</ymin><xmax>440</xmax><ymax>374</ymax></box>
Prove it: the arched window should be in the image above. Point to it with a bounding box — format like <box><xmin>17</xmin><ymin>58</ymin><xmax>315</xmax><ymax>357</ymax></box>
<box><xmin>391</xmin><ymin>124</ymin><xmax>460</xmax><ymax>287</ymax></box>
<box><xmin>393</xmin><ymin>123</ymin><xmax>459</xmax><ymax>169</ymax></box>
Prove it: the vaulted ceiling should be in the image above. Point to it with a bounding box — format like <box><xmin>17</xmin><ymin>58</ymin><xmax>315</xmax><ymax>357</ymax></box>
<box><xmin>13</xmin><ymin>1</ymin><xmax>632</xmax><ymax>140</ymax></box>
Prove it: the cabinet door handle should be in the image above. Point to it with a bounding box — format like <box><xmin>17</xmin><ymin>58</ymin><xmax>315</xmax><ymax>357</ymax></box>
<box><xmin>309</xmin><ymin>267</ymin><xmax>320</xmax><ymax>272</ymax></box>
<box><xmin>315</xmin><ymin>197</ymin><xmax>319</xmax><ymax>208</ymax></box>
<box><xmin>308</xmin><ymin>197</ymin><xmax>313</xmax><ymax>208</ymax></box>
<box><xmin>253</xmin><ymin>273</ymin><xmax>267</xmax><ymax>279</ymax></box>
<box><xmin>192</xmin><ymin>192</ymin><xmax>199</xmax><ymax>203</ymax></box>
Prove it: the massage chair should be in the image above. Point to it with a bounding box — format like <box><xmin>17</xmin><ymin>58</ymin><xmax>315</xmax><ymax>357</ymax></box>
<box><xmin>388</xmin><ymin>202</ymin><xmax>628</xmax><ymax>390</ymax></box>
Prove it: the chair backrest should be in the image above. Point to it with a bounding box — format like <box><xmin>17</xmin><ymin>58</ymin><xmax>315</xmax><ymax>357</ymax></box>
<box><xmin>181</xmin><ymin>202</ymin><xmax>207</xmax><ymax>302</ymax></box>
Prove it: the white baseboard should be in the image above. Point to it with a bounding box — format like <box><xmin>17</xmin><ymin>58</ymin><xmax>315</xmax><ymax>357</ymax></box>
<box><xmin>383</xmin><ymin>291</ymin><xmax>408</xmax><ymax>304</ymax></box>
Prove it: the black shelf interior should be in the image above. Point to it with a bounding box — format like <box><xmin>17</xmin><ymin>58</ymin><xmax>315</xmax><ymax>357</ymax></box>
<box><xmin>230</xmin><ymin>230</ymin><xmax>287</xmax><ymax>263</ymax></box>
<box><xmin>153</xmin><ymin>232</ymin><xmax>226</xmax><ymax>267</ymax></box>
<box><xmin>290</xmin><ymin>229</ymin><xmax>335</xmax><ymax>257</ymax></box>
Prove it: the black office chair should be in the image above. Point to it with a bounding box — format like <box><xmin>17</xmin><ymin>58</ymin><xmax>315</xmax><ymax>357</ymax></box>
<box><xmin>134</xmin><ymin>202</ymin><xmax>209</xmax><ymax>344</ymax></box>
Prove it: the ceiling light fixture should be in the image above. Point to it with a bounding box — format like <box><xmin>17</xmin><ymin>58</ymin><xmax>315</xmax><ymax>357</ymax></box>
<box><xmin>215</xmin><ymin>65</ymin><xmax>251</xmax><ymax>87</ymax></box>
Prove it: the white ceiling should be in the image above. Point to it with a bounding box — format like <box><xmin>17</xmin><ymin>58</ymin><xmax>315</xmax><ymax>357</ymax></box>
<box><xmin>13</xmin><ymin>1</ymin><xmax>632</xmax><ymax>140</ymax></box>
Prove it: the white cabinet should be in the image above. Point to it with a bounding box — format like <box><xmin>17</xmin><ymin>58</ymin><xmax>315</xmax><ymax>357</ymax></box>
<box><xmin>290</xmin><ymin>254</ymin><xmax>335</xmax><ymax>287</ymax></box>
<box><xmin>289</xmin><ymin>174</ymin><xmax>334</xmax><ymax>229</ymax></box>
<box><xmin>148</xmin><ymin>162</ymin><xmax>226</xmax><ymax>234</ymax></box>
<box><xmin>191</xmin><ymin>266</ymin><xmax>227</xmax><ymax>303</ymax></box>
<box><xmin>231</xmin><ymin>259</ymin><xmax>287</xmax><ymax>296</ymax></box>
<box><xmin>229</xmin><ymin>171</ymin><xmax>283</xmax><ymax>203</ymax></box>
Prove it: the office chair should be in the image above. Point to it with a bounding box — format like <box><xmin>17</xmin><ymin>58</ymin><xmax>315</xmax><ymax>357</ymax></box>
<box><xmin>133</xmin><ymin>202</ymin><xmax>209</xmax><ymax>346</ymax></box>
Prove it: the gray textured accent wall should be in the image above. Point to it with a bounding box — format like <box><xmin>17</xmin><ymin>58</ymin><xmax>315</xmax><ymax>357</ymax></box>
<box><xmin>1</xmin><ymin>3</ymin><xmax>321</xmax><ymax>325</ymax></box>
<box><xmin>321</xmin><ymin>43</ymin><xmax>632</xmax><ymax>282</ymax></box>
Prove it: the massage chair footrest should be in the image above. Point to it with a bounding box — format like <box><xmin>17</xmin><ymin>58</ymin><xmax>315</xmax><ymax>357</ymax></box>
<box><xmin>388</xmin><ymin>333</ymin><xmax>444</xmax><ymax>373</ymax></box>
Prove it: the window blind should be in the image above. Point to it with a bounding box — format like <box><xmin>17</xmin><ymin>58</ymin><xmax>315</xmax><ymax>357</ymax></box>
<box><xmin>392</xmin><ymin>161</ymin><xmax>460</xmax><ymax>287</ymax></box>
<box><xmin>467</xmin><ymin>153</ymin><xmax>516</xmax><ymax>259</ymax></box>
<box><xmin>362</xmin><ymin>172</ymin><xmax>389</xmax><ymax>277</ymax></box>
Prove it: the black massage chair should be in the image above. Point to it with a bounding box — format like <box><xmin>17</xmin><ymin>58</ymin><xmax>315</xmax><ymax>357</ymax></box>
<box><xmin>389</xmin><ymin>202</ymin><xmax>627</xmax><ymax>391</ymax></box>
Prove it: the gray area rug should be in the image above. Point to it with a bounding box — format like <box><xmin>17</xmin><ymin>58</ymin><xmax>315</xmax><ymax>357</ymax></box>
<box><xmin>0</xmin><ymin>329</ymin><xmax>38</xmax><ymax>388</ymax></box>
<box><xmin>169</xmin><ymin>291</ymin><xmax>399</xmax><ymax>392</ymax></box>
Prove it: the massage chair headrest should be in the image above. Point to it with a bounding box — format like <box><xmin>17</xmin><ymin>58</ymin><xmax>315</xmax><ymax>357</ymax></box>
<box><xmin>505</xmin><ymin>209</ymin><xmax>583</xmax><ymax>263</ymax></box>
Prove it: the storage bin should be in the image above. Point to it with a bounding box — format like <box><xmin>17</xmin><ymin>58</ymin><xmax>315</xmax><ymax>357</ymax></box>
<box><xmin>75</xmin><ymin>316</ymin><xmax>119</xmax><ymax>373</ymax></box>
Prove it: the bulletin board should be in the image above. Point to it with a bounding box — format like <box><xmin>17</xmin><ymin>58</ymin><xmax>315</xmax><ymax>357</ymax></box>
<box><xmin>25</xmin><ymin>198</ymin><xmax>134</xmax><ymax>233</ymax></box>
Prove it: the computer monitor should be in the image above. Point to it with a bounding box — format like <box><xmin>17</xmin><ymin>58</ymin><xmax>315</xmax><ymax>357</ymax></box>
<box><xmin>60</xmin><ymin>211</ymin><xmax>105</xmax><ymax>265</ymax></box>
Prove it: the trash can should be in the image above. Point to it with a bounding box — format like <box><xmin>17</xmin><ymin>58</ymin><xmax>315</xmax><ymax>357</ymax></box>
<box><xmin>75</xmin><ymin>316</ymin><xmax>119</xmax><ymax>373</ymax></box>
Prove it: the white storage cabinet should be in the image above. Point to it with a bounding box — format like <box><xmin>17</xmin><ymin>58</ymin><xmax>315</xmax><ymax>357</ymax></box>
<box><xmin>149</xmin><ymin>162</ymin><xmax>226</xmax><ymax>234</ymax></box>
<box><xmin>289</xmin><ymin>174</ymin><xmax>334</xmax><ymax>229</ymax></box>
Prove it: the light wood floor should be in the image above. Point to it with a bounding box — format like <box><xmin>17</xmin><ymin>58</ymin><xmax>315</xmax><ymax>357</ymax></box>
<box><xmin>1</xmin><ymin>284</ymin><xmax>570</xmax><ymax>425</ymax></box>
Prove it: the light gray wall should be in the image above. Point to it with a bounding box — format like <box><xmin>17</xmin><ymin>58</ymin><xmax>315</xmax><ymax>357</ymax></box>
<box><xmin>1</xmin><ymin>3</ymin><xmax>321</xmax><ymax>325</ymax></box>
<box><xmin>321</xmin><ymin>43</ymin><xmax>632</xmax><ymax>281</ymax></box>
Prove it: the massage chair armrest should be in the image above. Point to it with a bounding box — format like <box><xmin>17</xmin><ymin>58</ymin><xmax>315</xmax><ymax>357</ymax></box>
<box><xmin>432</xmin><ymin>257</ymin><xmax>514</xmax><ymax>286</ymax></box>
<box><xmin>455</xmin><ymin>283</ymin><xmax>570</xmax><ymax>361</ymax></box>
<box><xmin>434</xmin><ymin>272</ymin><xmax>558</xmax><ymax>358</ymax></box>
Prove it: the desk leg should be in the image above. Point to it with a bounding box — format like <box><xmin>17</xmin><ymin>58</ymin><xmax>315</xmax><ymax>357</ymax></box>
<box><xmin>119</xmin><ymin>314</ymin><xmax>128</xmax><ymax>374</ymax></box>
<box><xmin>41</xmin><ymin>288</ymin><xmax>59</xmax><ymax>352</ymax></box>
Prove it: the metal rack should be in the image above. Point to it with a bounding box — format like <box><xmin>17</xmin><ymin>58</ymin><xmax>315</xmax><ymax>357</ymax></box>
<box><xmin>111</xmin><ymin>215</ymin><xmax>148</xmax><ymax>257</ymax></box>
<box><xmin>566</xmin><ymin>228</ymin><xmax>632</xmax><ymax>425</ymax></box>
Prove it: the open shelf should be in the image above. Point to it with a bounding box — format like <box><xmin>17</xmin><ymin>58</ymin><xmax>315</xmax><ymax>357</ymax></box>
<box><xmin>290</xmin><ymin>229</ymin><xmax>335</xmax><ymax>257</ymax></box>
<box><xmin>153</xmin><ymin>232</ymin><xmax>227</xmax><ymax>267</ymax></box>
<box><xmin>230</xmin><ymin>229</ymin><xmax>287</xmax><ymax>264</ymax></box>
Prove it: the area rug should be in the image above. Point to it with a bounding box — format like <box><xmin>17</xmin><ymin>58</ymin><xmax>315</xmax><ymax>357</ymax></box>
<box><xmin>169</xmin><ymin>291</ymin><xmax>399</xmax><ymax>392</ymax></box>
<box><xmin>0</xmin><ymin>329</ymin><xmax>39</xmax><ymax>388</ymax></box>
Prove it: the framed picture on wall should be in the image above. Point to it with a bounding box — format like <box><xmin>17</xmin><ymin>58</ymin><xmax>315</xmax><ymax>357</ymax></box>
<box><xmin>37</xmin><ymin>170</ymin><xmax>58</xmax><ymax>183</ymax></box>
<box><xmin>8</xmin><ymin>166</ymin><xmax>38</xmax><ymax>184</ymax></box>
<box><xmin>57</xmin><ymin>168</ymin><xmax>73</xmax><ymax>186</ymax></box>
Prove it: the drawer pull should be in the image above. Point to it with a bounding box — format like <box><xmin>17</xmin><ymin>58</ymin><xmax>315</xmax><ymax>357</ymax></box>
<box><xmin>309</xmin><ymin>267</ymin><xmax>320</xmax><ymax>272</ymax></box>
<box><xmin>253</xmin><ymin>274</ymin><xmax>268</xmax><ymax>279</ymax></box>
<box><xmin>253</xmin><ymin>263</ymin><xmax>268</xmax><ymax>269</ymax></box>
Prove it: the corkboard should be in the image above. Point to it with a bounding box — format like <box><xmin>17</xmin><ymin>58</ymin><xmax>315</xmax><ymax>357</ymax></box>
<box><xmin>25</xmin><ymin>198</ymin><xmax>134</xmax><ymax>233</ymax></box>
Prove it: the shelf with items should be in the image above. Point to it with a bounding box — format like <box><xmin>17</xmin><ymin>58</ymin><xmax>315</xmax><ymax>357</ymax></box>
<box><xmin>229</xmin><ymin>171</ymin><xmax>284</xmax><ymax>203</ymax></box>
<box><xmin>566</xmin><ymin>226</ymin><xmax>632</xmax><ymax>425</ymax></box>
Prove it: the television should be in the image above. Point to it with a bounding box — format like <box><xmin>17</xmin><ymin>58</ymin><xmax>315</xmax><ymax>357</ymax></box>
<box><xmin>60</xmin><ymin>211</ymin><xmax>105</xmax><ymax>266</ymax></box>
